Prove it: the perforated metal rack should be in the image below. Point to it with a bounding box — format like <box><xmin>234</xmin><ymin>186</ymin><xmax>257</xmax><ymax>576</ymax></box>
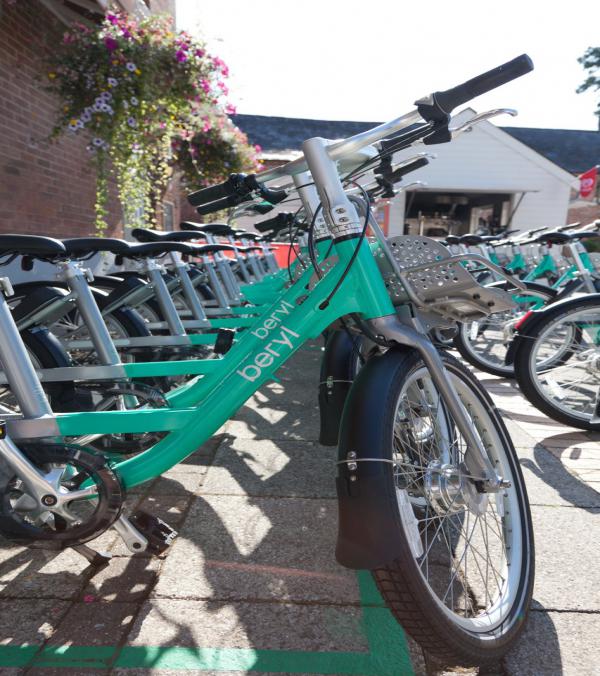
<box><xmin>374</xmin><ymin>235</ymin><xmax>519</xmax><ymax>322</ymax></box>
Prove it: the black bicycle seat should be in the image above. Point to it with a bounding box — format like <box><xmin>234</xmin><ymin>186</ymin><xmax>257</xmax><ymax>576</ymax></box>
<box><xmin>0</xmin><ymin>234</ymin><xmax>66</xmax><ymax>258</ymax></box>
<box><xmin>62</xmin><ymin>237</ymin><xmax>131</xmax><ymax>257</ymax></box>
<box><xmin>444</xmin><ymin>235</ymin><xmax>460</xmax><ymax>245</ymax></box>
<box><xmin>130</xmin><ymin>228</ymin><xmax>205</xmax><ymax>243</ymax></box>
<box><xmin>122</xmin><ymin>241</ymin><xmax>195</xmax><ymax>259</ymax></box>
<box><xmin>234</xmin><ymin>231</ymin><xmax>263</xmax><ymax>242</ymax></box>
<box><xmin>187</xmin><ymin>243</ymin><xmax>239</xmax><ymax>256</ymax></box>
<box><xmin>458</xmin><ymin>234</ymin><xmax>490</xmax><ymax>246</ymax></box>
<box><xmin>180</xmin><ymin>221</ymin><xmax>234</xmax><ymax>237</ymax></box>
<box><xmin>536</xmin><ymin>232</ymin><xmax>572</xmax><ymax>245</ymax></box>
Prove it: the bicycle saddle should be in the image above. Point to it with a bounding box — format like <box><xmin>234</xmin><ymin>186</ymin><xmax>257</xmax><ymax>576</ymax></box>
<box><xmin>130</xmin><ymin>228</ymin><xmax>205</xmax><ymax>243</ymax></box>
<box><xmin>122</xmin><ymin>241</ymin><xmax>195</xmax><ymax>258</ymax></box>
<box><xmin>234</xmin><ymin>231</ymin><xmax>263</xmax><ymax>242</ymax></box>
<box><xmin>444</xmin><ymin>235</ymin><xmax>461</xmax><ymax>245</ymax></box>
<box><xmin>534</xmin><ymin>231</ymin><xmax>600</xmax><ymax>245</ymax></box>
<box><xmin>458</xmin><ymin>234</ymin><xmax>498</xmax><ymax>246</ymax></box>
<box><xmin>62</xmin><ymin>237</ymin><xmax>131</xmax><ymax>257</ymax></box>
<box><xmin>180</xmin><ymin>222</ymin><xmax>233</xmax><ymax>237</ymax></box>
<box><xmin>187</xmin><ymin>243</ymin><xmax>240</xmax><ymax>255</ymax></box>
<box><xmin>238</xmin><ymin>245</ymin><xmax>263</xmax><ymax>253</ymax></box>
<box><xmin>0</xmin><ymin>234</ymin><xmax>66</xmax><ymax>258</ymax></box>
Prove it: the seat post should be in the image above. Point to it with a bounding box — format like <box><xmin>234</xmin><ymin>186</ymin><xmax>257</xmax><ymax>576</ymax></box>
<box><xmin>168</xmin><ymin>251</ymin><xmax>211</xmax><ymax>326</ymax></box>
<box><xmin>0</xmin><ymin>279</ymin><xmax>53</xmax><ymax>418</ymax></box>
<box><xmin>227</xmin><ymin>236</ymin><xmax>252</xmax><ymax>284</ymax></box>
<box><xmin>142</xmin><ymin>259</ymin><xmax>187</xmax><ymax>336</ymax></box>
<box><xmin>58</xmin><ymin>261</ymin><xmax>122</xmax><ymax>366</ymax></box>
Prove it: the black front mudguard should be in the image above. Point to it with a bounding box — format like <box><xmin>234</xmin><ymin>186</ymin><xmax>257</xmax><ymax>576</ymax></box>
<box><xmin>318</xmin><ymin>330</ymin><xmax>362</xmax><ymax>446</ymax></box>
<box><xmin>335</xmin><ymin>347</ymin><xmax>410</xmax><ymax>570</ymax></box>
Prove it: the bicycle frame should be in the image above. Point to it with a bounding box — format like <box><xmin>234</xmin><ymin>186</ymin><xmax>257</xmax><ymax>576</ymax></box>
<box><xmin>1</xmin><ymin>109</ymin><xmax>502</xmax><ymax>497</ymax></box>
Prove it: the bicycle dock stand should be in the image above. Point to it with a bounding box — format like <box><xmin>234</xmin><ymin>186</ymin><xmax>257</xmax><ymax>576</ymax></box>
<box><xmin>73</xmin><ymin>544</ymin><xmax>112</xmax><ymax>568</ymax></box>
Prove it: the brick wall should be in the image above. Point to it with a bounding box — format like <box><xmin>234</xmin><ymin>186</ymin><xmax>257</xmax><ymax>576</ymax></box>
<box><xmin>567</xmin><ymin>202</ymin><xmax>600</xmax><ymax>225</ymax></box>
<box><xmin>0</xmin><ymin>0</ymin><xmax>180</xmax><ymax>239</ymax></box>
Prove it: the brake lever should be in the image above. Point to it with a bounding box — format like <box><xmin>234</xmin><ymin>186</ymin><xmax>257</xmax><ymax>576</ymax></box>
<box><xmin>449</xmin><ymin>108</ymin><xmax>518</xmax><ymax>137</ymax></box>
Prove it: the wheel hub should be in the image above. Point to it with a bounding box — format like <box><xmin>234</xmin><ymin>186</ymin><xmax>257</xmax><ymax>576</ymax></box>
<box><xmin>586</xmin><ymin>352</ymin><xmax>600</xmax><ymax>371</ymax></box>
<box><xmin>424</xmin><ymin>461</ymin><xmax>488</xmax><ymax>516</ymax></box>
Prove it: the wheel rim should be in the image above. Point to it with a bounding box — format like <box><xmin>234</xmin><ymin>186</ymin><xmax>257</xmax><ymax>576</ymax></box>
<box><xmin>460</xmin><ymin>312</ymin><xmax>516</xmax><ymax>373</ymax></box>
<box><xmin>529</xmin><ymin>307</ymin><xmax>600</xmax><ymax>423</ymax></box>
<box><xmin>392</xmin><ymin>364</ymin><xmax>523</xmax><ymax>633</ymax></box>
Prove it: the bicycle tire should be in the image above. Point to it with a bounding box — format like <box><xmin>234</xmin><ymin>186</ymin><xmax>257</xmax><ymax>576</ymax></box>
<box><xmin>454</xmin><ymin>280</ymin><xmax>555</xmax><ymax>377</ymax></box>
<box><xmin>340</xmin><ymin>349</ymin><xmax>534</xmax><ymax>665</ymax></box>
<box><xmin>514</xmin><ymin>294</ymin><xmax>600</xmax><ymax>430</ymax></box>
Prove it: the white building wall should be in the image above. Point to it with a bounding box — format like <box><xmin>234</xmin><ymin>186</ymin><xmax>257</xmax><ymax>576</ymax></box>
<box><xmin>390</xmin><ymin>110</ymin><xmax>576</xmax><ymax>231</ymax></box>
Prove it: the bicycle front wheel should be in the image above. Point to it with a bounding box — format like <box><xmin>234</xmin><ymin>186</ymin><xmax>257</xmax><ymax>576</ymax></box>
<box><xmin>355</xmin><ymin>350</ymin><xmax>534</xmax><ymax>665</ymax></box>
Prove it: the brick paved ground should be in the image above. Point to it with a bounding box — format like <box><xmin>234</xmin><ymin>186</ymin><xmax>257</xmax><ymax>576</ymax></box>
<box><xmin>0</xmin><ymin>344</ymin><xmax>598</xmax><ymax>675</ymax></box>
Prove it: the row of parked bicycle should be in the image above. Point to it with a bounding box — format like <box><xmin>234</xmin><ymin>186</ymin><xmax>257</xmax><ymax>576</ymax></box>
<box><xmin>0</xmin><ymin>54</ymin><xmax>567</xmax><ymax>667</ymax></box>
<box><xmin>443</xmin><ymin>222</ymin><xmax>600</xmax><ymax>430</ymax></box>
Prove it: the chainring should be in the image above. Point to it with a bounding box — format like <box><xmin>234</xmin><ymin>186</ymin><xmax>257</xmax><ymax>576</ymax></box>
<box><xmin>0</xmin><ymin>443</ymin><xmax>123</xmax><ymax>550</ymax></box>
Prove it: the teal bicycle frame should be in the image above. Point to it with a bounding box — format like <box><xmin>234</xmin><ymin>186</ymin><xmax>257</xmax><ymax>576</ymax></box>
<box><xmin>4</xmin><ymin>108</ymin><xmax>501</xmax><ymax>503</ymax></box>
<box><xmin>11</xmin><ymin>238</ymin><xmax>392</xmax><ymax>490</ymax></box>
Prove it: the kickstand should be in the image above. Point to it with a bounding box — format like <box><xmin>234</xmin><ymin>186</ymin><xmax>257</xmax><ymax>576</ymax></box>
<box><xmin>73</xmin><ymin>544</ymin><xmax>112</xmax><ymax>568</ymax></box>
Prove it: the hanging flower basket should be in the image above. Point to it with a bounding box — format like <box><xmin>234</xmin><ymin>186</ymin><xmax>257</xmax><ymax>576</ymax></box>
<box><xmin>47</xmin><ymin>12</ymin><xmax>258</xmax><ymax>233</ymax></box>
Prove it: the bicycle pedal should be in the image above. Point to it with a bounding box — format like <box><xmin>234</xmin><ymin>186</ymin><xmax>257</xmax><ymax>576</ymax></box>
<box><xmin>128</xmin><ymin>510</ymin><xmax>178</xmax><ymax>554</ymax></box>
<box><xmin>214</xmin><ymin>328</ymin><xmax>235</xmax><ymax>355</ymax></box>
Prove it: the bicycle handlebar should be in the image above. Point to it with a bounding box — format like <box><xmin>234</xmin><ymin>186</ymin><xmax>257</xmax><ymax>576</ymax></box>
<box><xmin>419</xmin><ymin>55</ymin><xmax>533</xmax><ymax>121</ymax></box>
<box><xmin>389</xmin><ymin>156</ymin><xmax>429</xmax><ymax>182</ymax></box>
<box><xmin>255</xmin><ymin>212</ymin><xmax>296</xmax><ymax>234</ymax></box>
<box><xmin>187</xmin><ymin>54</ymin><xmax>533</xmax><ymax>201</ymax></box>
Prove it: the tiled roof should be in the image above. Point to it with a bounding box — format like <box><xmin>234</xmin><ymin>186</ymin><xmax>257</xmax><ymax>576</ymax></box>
<box><xmin>232</xmin><ymin>114</ymin><xmax>600</xmax><ymax>175</ymax></box>
<box><xmin>501</xmin><ymin>127</ymin><xmax>600</xmax><ymax>174</ymax></box>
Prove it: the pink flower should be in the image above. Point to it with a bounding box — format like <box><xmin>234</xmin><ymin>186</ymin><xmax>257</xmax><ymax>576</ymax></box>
<box><xmin>194</xmin><ymin>49</ymin><xmax>205</xmax><ymax>58</ymax></box>
<box><xmin>254</xmin><ymin>144</ymin><xmax>262</xmax><ymax>153</ymax></box>
<box><xmin>199</xmin><ymin>79</ymin><xmax>211</xmax><ymax>94</ymax></box>
<box><xmin>175</xmin><ymin>50</ymin><xmax>188</xmax><ymax>63</ymax></box>
<box><xmin>104</xmin><ymin>36</ymin><xmax>118</xmax><ymax>51</ymax></box>
<box><xmin>106</xmin><ymin>13</ymin><xmax>119</xmax><ymax>25</ymax></box>
<box><xmin>225</xmin><ymin>103</ymin><xmax>237</xmax><ymax>115</ymax></box>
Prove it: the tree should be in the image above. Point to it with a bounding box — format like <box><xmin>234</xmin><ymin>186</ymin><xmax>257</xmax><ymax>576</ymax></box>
<box><xmin>577</xmin><ymin>46</ymin><xmax>600</xmax><ymax>122</ymax></box>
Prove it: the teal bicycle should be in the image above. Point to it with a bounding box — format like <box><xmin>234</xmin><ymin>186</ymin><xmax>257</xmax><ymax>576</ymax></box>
<box><xmin>453</xmin><ymin>225</ymin><xmax>600</xmax><ymax>376</ymax></box>
<box><xmin>0</xmin><ymin>56</ymin><xmax>536</xmax><ymax>666</ymax></box>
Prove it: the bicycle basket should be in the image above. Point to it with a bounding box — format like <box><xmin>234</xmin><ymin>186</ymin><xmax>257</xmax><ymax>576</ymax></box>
<box><xmin>375</xmin><ymin>235</ymin><xmax>516</xmax><ymax>322</ymax></box>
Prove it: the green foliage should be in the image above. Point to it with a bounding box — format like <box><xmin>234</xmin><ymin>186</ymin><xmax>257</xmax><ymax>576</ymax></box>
<box><xmin>47</xmin><ymin>12</ymin><xmax>259</xmax><ymax>233</ymax></box>
<box><xmin>577</xmin><ymin>46</ymin><xmax>600</xmax><ymax>119</ymax></box>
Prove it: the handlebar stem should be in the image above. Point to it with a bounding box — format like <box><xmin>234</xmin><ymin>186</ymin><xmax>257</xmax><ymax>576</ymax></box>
<box><xmin>303</xmin><ymin>137</ymin><xmax>363</xmax><ymax>240</ymax></box>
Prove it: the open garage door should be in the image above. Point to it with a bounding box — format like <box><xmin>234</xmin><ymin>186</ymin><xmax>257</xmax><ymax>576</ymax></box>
<box><xmin>403</xmin><ymin>190</ymin><xmax>513</xmax><ymax>238</ymax></box>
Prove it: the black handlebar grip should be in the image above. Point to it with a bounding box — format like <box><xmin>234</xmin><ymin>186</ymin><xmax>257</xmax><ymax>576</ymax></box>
<box><xmin>195</xmin><ymin>194</ymin><xmax>242</xmax><ymax>216</ymax></box>
<box><xmin>255</xmin><ymin>212</ymin><xmax>295</xmax><ymax>233</ymax></box>
<box><xmin>389</xmin><ymin>157</ymin><xmax>429</xmax><ymax>183</ymax></box>
<box><xmin>248</xmin><ymin>203</ymin><xmax>275</xmax><ymax>215</ymax></box>
<box><xmin>259</xmin><ymin>186</ymin><xmax>288</xmax><ymax>205</ymax></box>
<box><xmin>188</xmin><ymin>181</ymin><xmax>231</xmax><ymax>207</ymax></box>
<box><xmin>188</xmin><ymin>173</ymin><xmax>249</xmax><ymax>207</ymax></box>
<box><xmin>433</xmin><ymin>54</ymin><xmax>534</xmax><ymax>115</ymax></box>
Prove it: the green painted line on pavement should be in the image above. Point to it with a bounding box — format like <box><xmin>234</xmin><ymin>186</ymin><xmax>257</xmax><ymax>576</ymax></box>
<box><xmin>0</xmin><ymin>567</ymin><xmax>413</xmax><ymax>675</ymax></box>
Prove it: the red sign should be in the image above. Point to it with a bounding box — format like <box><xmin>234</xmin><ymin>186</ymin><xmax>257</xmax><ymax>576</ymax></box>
<box><xmin>579</xmin><ymin>166</ymin><xmax>598</xmax><ymax>199</ymax></box>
